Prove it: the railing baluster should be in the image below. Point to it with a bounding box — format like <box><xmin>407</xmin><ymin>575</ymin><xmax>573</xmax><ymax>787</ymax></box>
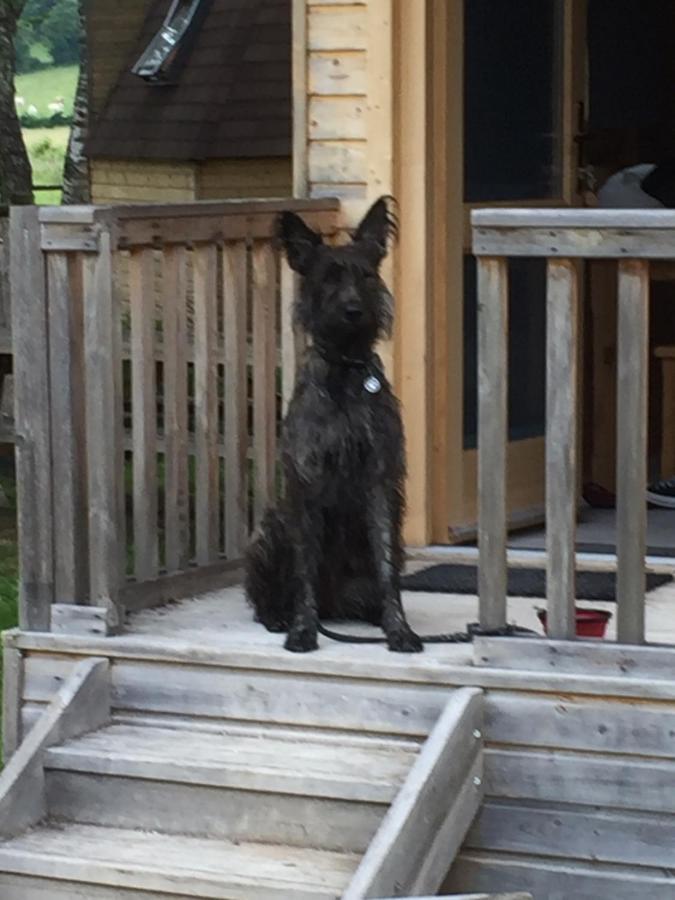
<box><xmin>252</xmin><ymin>240</ymin><xmax>278</xmax><ymax>527</ymax></box>
<box><xmin>223</xmin><ymin>240</ymin><xmax>249</xmax><ymax>559</ymax></box>
<box><xmin>478</xmin><ymin>257</ymin><xmax>508</xmax><ymax>631</ymax></box>
<box><xmin>83</xmin><ymin>229</ymin><xmax>121</xmax><ymax>623</ymax></box>
<box><xmin>546</xmin><ymin>259</ymin><xmax>579</xmax><ymax>640</ymax></box>
<box><xmin>616</xmin><ymin>259</ymin><xmax>649</xmax><ymax>644</ymax></box>
<box><xmin>162</xmin><ymin>245</ymin><xmax>190</xmax><ymax>572</ymax></box>
<box><xmin>193</xmin><ymin>243</ymin><xmax>220</xmax><ymax>564</ymax></box>
<box><xmin>130</xmin><ymin>248</ymin><xmax>159</xmax><ymax>580</ymax></box>
<box><xmin>280</xmin><ymin>257</ymin><xmax>304</xmax><ymax>415</ymax></box>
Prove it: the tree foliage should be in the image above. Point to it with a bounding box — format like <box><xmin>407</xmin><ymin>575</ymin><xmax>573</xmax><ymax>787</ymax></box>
<box><xmin>16</xmin><ymin>0</ymin><xmax>79</xmax><ymax>72</ymax></box>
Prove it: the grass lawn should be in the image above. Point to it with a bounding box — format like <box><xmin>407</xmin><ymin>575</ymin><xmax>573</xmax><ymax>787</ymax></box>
<box><xmin>15</xmin><ymin>64</ymin><xmax>78</xmax><ymax>118</ymax></box>
<box><xmin>24</xmin><ymin>126</ymin><xmax>70</xmax><ymax>204</ymax></box>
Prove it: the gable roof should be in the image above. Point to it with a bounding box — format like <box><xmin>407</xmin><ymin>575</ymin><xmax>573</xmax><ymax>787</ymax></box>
<box><xmin>86</xmin><ymin>0</ymin><xmax>291</xmax><ymax>161</ymax></box>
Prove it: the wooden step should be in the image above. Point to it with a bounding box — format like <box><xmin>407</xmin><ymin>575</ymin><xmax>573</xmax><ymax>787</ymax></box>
<box><xmin>44</xmin><ymin>722</ymin><xmax>419</xmax><ymax>851</ymax></box>
<box><xmin>0</xmin><ymin>822</ymin><xmax>360</xmax><ymax>900</ymax></box>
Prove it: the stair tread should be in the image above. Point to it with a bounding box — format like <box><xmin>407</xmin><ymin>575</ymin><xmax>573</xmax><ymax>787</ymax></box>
<box><xmin>0</xmin><ymin>822</ymin><xmax>359</xmax><ymax>898</ymax></box>
<box><xmin>45</xmin><ymin>723</ymin><xmax>417</xmax><ymax>802</ymax></box>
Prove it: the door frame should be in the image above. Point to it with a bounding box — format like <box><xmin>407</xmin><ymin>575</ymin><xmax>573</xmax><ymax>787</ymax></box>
<box><xmin>394</xmin><ymin>0</ymin><xmax>586</xmax><ymax>545</ymax></box>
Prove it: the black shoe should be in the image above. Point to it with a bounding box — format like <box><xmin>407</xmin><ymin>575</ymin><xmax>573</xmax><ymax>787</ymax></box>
<box><xmin>646</xmin><ymin>477</ymin><xmax>675</xmax><ymax>508</ymax></box>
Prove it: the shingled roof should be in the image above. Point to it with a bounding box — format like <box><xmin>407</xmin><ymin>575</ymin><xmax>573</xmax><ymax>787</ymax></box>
<box><xmin>87</xmin><ymin>0</ymin><xmax>291</xmax><ymax>161</ymax></box>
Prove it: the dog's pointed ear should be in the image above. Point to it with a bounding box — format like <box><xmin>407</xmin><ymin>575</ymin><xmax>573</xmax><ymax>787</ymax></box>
<box><xmin>276</xmin><ymin>211</ymin><xmax>323</xmax><ymax>274</ymax></box>
<box><xmin>351</xmin><ymin>196</ymin><xmax>398</xmax><ymax>266</ymax></box>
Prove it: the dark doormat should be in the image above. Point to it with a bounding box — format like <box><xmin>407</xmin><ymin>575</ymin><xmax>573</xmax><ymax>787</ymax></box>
<box><xmin>401</xmin><ymin>564</ymin><xmax>673</xmax><ymax>601</ymax></box>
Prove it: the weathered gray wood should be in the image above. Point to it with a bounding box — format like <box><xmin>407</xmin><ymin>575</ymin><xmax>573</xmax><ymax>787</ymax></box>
<box><xmin>162</xmin><ymin>245</ymin><xmax>190</xmax><ymax>572</ymax></box>
<box><xmin>467</xmin><ymin>797</ymin><xmax>675</xmax><ymax>870</ymax></box>
<box><xmin>545</xmin><ymin>259</ymin><xmax>578</xmax><ymax>639</ymax></box>
<box><xmin>474</xmin><ymin>635</ymin><xmax>675</xmax><ymax>679</ymax></box>
<box><xmin>46</xmin><ymin>770</ymin><xmax>385</xmax><ymax>853</ymax></box>
<box><xmin>120</xmin><ymin>560</ymin><xmax>243</xmax><ymax>613</ymax></box>
<box><xmin>381</xmin><ymin>895</ymin><xmax>531</xmax><ymax>900</ymax></box>
<box><xmin>0</xmin><ymin>874</ymin><xmax>200</xmax><ymax>900</ymax></box>
<box><xmin>473</xmin><ymin>225</ymin><xmax>675</xmax><ymax>259</ymax></box>
<box><xmin>83</xmin><ymin>230</ymin><xmax>121</xmax><ymax>623</ymax></box>
<box><xmin>485</xmin><ymin>746</ymin><xmax>675</xmax><ymax>814</ymax></box>
<box><xmin>280</xmin><ymin>257</ymin><xmax>303</xmax><ymax>414</ymax></box>
<box><xmin>2</xmin><ymin>646</ymin><xmax>23</xmax><ymax>761</ymax></box>
<box><xmin>129</xmin><ymin>248</ymin><xmax>159</xmax><ymax>581</ymax></box>
<box><xmin>223</xmin><ymin>240</ymin><xmax>249</xmax><ymax>559</ymax></box>
<box><xmin>51</xmin><ymin>604</ymin><xmax>115</xmax><ymax>637</ymax></box>
<box><xmin>108</xmin><ymin>661</ymin><xmax>450</xmax><ymax>736</ymax></box>
<box><xmin>252</xmin><ymin>240</ymin><xmax>278</xmax><ymax>527</ymax></box>
<box><xmin>0</xmin><ymin>823</ymin><xmax>359</xmax><ymax>899</ymax></box>
<box><xmin>0</xmin><ymin>657</ymin><xmax>109</xmax><ymax>838</ymax></box>
<box><xmin>477</xmin><ymin>258</ymin><xmax>508</xmax><ymax>631</ymax></box>
<box><xmin>46</xmin><ymin>251</ymin><xmax>89</xmax><ymax>605</ymax></box>
<box><xmin>193</xmin><ymin>243</ymin><xmax>220</xmax><ymax>564</ymax></box>
<box><xmin>472</xmin><ymin>208</ymin><xmax>675</xmax><ymax>229</ymax></box>
<box><xmin>484</xmin><ymin>691</ymin><xmax>675</xmax><ymax>759</ymax></box>
<box><xmin>46</xmin><ymin>721</ymin><xmax>415</xmax><ymax>803</ymax></box>
<box><xmin>343</xmin><ymin>688</ymin><xmax>484</xmax><ymax>899</ymax></box>
<box><xmin>10</xmin><ymin>206</ymin><xmax>54</xmax><ymax>630</ymax></box>
<box><xmin>616</xmin><ymin>259</ymin><xmax>649</xmax><ymax>643</ymax></box>
<box><xmin>447</xmin><ymin>850</ymin><xmax>675</xmax><ymax>899</ymax></box>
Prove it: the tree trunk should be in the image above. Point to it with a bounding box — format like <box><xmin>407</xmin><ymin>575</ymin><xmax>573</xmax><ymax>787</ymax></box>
<box><xmin>0</xmin><ymin>0</ymin><xmax>32</xmax><ymax>209</ymax></box>
<box><xmin>0</xmin><ymin>0</ymin><xmax>32</xmax><ymax>341</ymax></box>
<box><xmin>61</xmin><ymin>0</ymin><xmax>90</xmax><ymax>204</ymax></box>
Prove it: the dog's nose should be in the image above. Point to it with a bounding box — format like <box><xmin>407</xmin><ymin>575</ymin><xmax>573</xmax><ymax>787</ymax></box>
<box><xmin>344</xmin><ymin>305</ymin><xmax>363</xmax><ymax>322</ymax></box>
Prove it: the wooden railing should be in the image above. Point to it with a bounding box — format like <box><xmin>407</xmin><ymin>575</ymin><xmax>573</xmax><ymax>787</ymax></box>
<box><xmin>473</xmin><ymin>208</ymin><xmax>673</xmax><ymax>645</ymax></box>
<box><xmin>10</xmin><ymin>198</ymin><xmax>339</xmax><ymax>632</ymax></box>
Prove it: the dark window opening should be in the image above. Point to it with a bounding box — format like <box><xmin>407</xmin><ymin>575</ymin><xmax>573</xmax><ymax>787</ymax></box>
<box><xmin>131</xmin><ymin>0</ymin><xmax>209</xmax><ymax>83</ymax></box>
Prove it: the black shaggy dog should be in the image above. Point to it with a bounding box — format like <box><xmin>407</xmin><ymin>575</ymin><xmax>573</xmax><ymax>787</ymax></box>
<box><xmin>245</xmin><ymin>196</ymin><xmax>423</xmax><ymax>654</ymax></box>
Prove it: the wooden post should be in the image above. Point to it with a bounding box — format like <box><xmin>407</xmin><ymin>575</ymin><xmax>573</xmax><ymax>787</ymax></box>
<box><xmin>546</xmin><ymin>259</ymin><xmax>579</xmax><ymax>640</ymax></box>
<box><xmin>477</xmin><ymin>257</ymin><xmax>508</xmax><ymax>632</ymax></box>
<box><xmin>10</xmin><ymin>206</ymin><xmax>54</xmax><ymax>631</ymax></box>
<box><xmin>83</xmin><ymin>228</ymin><xmax>122</xmax><ymax>628</ymax></box>
<box><xmin>46</xmin><ymin>251</ymin><xmax>89</xmax><ymax>605</ymax></box>
<box><xmin>1</xmin><ymin>645</ymin><xmax>23</xmax><ymax>761</ymax></box>
<box><xmin>616</xmin><ymin>259</ymin><xmax>649</xmax><ymax>644</ymax></box>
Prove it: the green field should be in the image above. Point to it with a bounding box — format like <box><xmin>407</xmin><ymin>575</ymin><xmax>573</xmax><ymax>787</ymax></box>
<box><xmin>17</xmin><ymin>64</ymin><xmax>78</xmax><ymax>204</ymax></box>
<box><xmin>15</xmin><ymin>64</ymin><xmax>78</xmax><ymax>119</ymax></box>
<box><xmin>24</xmin><ymin>126</ymin><xmax>69</xmax><ymax>204</ymax></box>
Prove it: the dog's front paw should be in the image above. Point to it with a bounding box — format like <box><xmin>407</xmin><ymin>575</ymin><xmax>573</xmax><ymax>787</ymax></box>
<box><xmin>387</xmin><ymin>628</ymin><xmax>424</xmax><ymax>653</ymax></box>
<box><xmin>284</xmin><ymin>627</ymin><xmax>319</xmax><ymax>653</ymax></box>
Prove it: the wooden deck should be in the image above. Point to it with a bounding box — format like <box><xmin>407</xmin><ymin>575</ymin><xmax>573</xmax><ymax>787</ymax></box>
<box><xmin>5</xmin><ymin>583</ymin><xmax>675</xmax><ymax>898</ymax></box>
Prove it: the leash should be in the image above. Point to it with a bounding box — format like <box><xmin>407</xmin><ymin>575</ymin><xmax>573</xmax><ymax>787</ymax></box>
<box><xmin>317</xmin><ymin>622</ymin><xmax>537</xmax><ymax>645</ymax></box>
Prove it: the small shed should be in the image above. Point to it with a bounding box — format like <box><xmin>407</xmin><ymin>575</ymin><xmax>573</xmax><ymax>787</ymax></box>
<box><xmin>85</xmin><ymin>0</ymin><xmax>292</xmax><ymax>203</ymax></box>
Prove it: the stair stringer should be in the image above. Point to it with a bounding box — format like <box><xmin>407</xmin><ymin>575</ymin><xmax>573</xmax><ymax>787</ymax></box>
<box><xmin>343</xmin><ymin>686</ymin><xmax>485</xmax><ymax>899</ymax></box>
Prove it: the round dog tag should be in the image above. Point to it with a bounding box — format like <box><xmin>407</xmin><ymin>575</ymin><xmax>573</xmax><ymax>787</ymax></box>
<box><xmin>364</xmin><ymin>375</ymin><xmax>382</xmax><ymax>394</ymax></box>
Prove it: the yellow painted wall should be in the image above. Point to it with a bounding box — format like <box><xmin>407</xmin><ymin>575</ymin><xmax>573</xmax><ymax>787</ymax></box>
<box><xmin>90</xmin><ymin>160</ymin><xmax>197</xmax><ymax>204</ymax></box>
<box><xmin>197</xmin><ymin>158</ymin><xmax>292</xmax><ymax>200</ymax></box>
<box><xmin>90</xmin><ymin>157</ymin><xmax>293</xmax><ymax>204</ymax></box>
<box><xmin>304</xmin><ymin>1</ymin><xmax>371</xmax><ymax>225</ymax></box>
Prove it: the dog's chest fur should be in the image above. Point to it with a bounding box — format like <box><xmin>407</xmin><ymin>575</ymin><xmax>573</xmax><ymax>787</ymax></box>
<box><xmin>282</xmin><ymin>352</ymin><xmax>403</xmax><ymax>492</ymax></box>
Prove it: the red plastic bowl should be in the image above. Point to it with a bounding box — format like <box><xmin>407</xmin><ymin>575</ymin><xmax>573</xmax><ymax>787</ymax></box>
<box><xmin>537</xmin><ymin>608</ymin><xmax>612</xmax><ymax>638</ymax></box>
